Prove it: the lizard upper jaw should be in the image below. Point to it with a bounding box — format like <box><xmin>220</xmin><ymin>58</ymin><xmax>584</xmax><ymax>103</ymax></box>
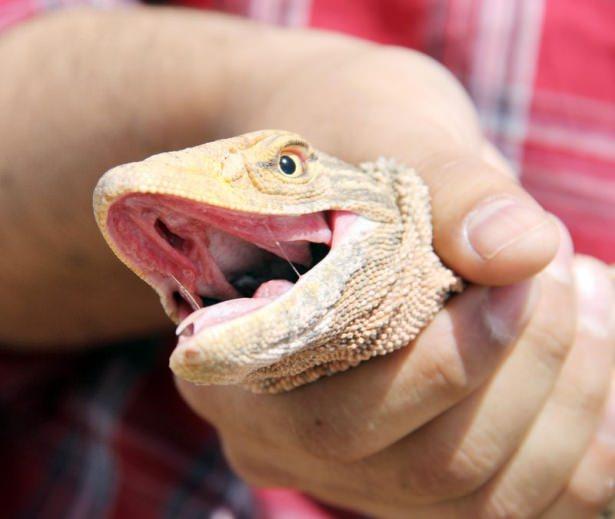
<box><xmin>106</xmin><ymin>193</ymin><xmax>356</xmax><ymax>334</ymax></box>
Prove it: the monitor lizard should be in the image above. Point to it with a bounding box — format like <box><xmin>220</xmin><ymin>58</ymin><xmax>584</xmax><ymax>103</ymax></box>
<box><xmin>93</xmin><ymin>130</ymin><xmax>462</xmax><ymax>393</ymax></box>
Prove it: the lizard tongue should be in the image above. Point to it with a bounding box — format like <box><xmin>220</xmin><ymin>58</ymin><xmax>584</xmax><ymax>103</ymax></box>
<box><xmin>252</xmin><ymin>279</ymin><xmax>294</xmax><ymax>298</ymax></box>
<box><xmin>176</xmin><ymin>279</ymin><xmax>294</xmax><ymax>337</ymax></box>
<box><xmin>176</xmin><ymin>298</ymin><xmax>271</xmax><ymax>337</ymax></box>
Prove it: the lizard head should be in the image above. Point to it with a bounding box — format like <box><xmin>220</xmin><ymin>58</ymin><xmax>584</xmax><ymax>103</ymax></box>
<box><xmin>93</xmin><ymin>130</ymin><xmax>405</xmax><ymax>391</ymax></box>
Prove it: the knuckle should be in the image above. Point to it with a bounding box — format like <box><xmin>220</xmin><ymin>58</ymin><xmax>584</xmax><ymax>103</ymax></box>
<box><xmin>574</xmin><ymin>254</ymin><xmax>610</xmax><ymax>275</ymax></box>
<box><xmin>479</xmin><ymin>504</ymin><xmax>524</xmax><ymax>519</ymax></box>
<box><xmin>527</xmin><ymin>321</ymin><xmax>574</xmax><ymax>371</ymax></box>
<box><xmin>570</xmin><ymin>480</ymin><xmax>615</xmax><ymax>511</ymax></box>
<box><xmin>527</xmin><ymin>277</ymin><xmax>576</xmax><ymax>369</ymax></box>
<box><xmin>370</xmin><ymin>45</ymin><xmax>463</xmax><ymax>91</ymax></box>
<box><xmin>552</xmin><ymin>360</ymin><xmax>609</xmax><ymax>420</ymax></box>
<box><xmin>422</xmin><ymin>344</ymin><xmax>471</xmax><ymax>398</ymax></box>
<box><xmin>568</xmin><ymin>437</ymin><xmax>615</xmax><ymax>508</ymax></box>
<box><xmin>395</xmin><ymin>440</ymin><xmax>492</xmax><ymax>500</ymax></box>
<box><xmin>471</xmin><ymin>492</ymin><xmax>532</xmax><ymax>519</ymax></box>
<box><xmin>319</xmin><ymin>436</ymin><xmax>368</xmax><ymax>463</ymax></box>
<box><xmin>567</xmin><ymin>380</ymin><xmax>608</xmax><ymax>418</ymax></box>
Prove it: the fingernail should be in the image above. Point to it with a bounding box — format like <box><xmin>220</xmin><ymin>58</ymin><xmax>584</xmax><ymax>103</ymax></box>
<box><xmin>544</xmin><ymin>217</ymin><xmax>573</xmax><ymax>283</ymax></box>
<box><xmin>464</xmin><ymin>196</ymin><xmax>550</xmax><ymax>260</ymax></box>
<box><xmin>483</xmin><ymin>280</ymin><xmax>536</xmax><ymax>344</ymax></box>
<box><xmin>574</xmin><ymin>258</ymin><xmax>613</xmax><ymax>338</ymax></box>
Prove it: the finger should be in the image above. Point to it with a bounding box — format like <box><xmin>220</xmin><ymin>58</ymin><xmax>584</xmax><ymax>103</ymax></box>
<box><xmin>424</xmin><ymin>152</ymin><xmax>558</xmax><ymax>286</ymax></box>
<box><xmin>464</xmin><ymin>256</ymin><xmax>615</xmax><ymax>518</ymax></box>
<box><xmin>358</xmin><ymin>229</ymin><xmax>576</xmax><ymax>502</ymax></box>
<box><xmin>542</xmin><ymin>379</ymin><xmax>615</xmax><ymax>519</ymax></box>
<box><xmin>188</xmin><ymin>362</ymin><xmax>615</xmax><ymax>519</ymax></box>
<box><xmin>247</xmin><ymin>46</ymin><xmax>559</xmax><ymax>286</ymax></box>
<box><xmin>218</xmin><ymin>431</ymin><xmax>438</xmax><ymax>519</ymax></box>
<box><xmin>325</xmin><ymin>123</ymin><xmax>559</xmax><ymax>287</ymax></box>
<box><xmin>177</xmin><ymin>281</ymin><xmax>535</xmax><ymax>462</ymax></box>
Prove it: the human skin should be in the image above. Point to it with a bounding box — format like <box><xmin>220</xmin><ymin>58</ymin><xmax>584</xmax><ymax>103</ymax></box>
<box><xmin>1</xmin><ymin>7</ymin><xmax>614</xmax><ymax>517</ymax></box>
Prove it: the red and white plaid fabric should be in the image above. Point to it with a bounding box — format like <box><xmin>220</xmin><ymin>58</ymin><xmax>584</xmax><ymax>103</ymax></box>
<box><xmin>0</xmin><ymin>0</ymin><xmax>133</xmax><ymax>31</ymax></box>
<box><xmin>1</xmin><ymin>1</ymin><xmax>613</xmax><ymax>517</ymax></box>
<box><xmin>193</xmin><ymin>0</ymin><xmax>615</xmax><ymax>261</ymax></box>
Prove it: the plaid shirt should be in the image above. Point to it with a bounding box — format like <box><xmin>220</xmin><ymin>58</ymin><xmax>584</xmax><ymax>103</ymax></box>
<box><xmin>1</xmin><ymin>1</ymin><xmax>614</xmax><ymax>517</ymax></box>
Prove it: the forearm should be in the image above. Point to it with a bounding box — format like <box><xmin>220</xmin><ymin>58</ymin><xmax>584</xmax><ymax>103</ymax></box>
<box><xmin>0</xmin><ymin>7</ymin><xmax>353</xmax><ymax>347</ymax></box>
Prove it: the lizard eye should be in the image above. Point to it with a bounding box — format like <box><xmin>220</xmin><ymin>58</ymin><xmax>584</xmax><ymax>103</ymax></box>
<box><xmin>278</xmin><ymin>153</ymin><xmax>304</xmax><ymax>177</ymax></box>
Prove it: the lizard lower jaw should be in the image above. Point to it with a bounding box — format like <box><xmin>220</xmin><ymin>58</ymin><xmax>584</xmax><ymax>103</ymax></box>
<box><xmin>106</xmin><ymin>194</ymin><xmax>356</xmax><ymax>334</ymax></box>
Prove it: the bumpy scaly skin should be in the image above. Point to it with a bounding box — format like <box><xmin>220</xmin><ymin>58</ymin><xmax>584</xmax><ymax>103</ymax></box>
<box><xmin>94</xmin><ymin>130</ymin><xmax>462</xmax><ymax>393</ymax></box>
<box><xmin>242</xmin><ymin>158</ymin><xmax>462</xmax><ymax>392</ymax></box>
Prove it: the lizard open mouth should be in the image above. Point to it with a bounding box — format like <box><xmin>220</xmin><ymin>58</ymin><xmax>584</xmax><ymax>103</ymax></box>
<box><xmin>107</xmin><ymin>194</ymin><xmax>357</xmax><ymax>337</ymax></box>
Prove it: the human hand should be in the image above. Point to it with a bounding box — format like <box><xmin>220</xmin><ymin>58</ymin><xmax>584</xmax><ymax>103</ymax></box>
<box><xmin>177</xmin><ymin>40</ymin><xmax>615</xmax><ymax>516</ymax></box>
<box><xmin>179</xmin><ymin>234</ymin><xmax>615</xmax><ymax>518</ymax></box>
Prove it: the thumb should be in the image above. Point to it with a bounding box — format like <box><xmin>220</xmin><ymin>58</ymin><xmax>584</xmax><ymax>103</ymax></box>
<box><xmin>417</xmin><ymin>147</ymin><xmax>559</xmax><ymax>286</ymax></box>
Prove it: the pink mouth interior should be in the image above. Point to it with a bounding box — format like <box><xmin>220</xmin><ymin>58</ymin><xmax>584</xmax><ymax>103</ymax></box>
<box><xmin>107</xmin><ymin>194</ymin><xmax>355</xmax><ymax>337</ymax></box>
